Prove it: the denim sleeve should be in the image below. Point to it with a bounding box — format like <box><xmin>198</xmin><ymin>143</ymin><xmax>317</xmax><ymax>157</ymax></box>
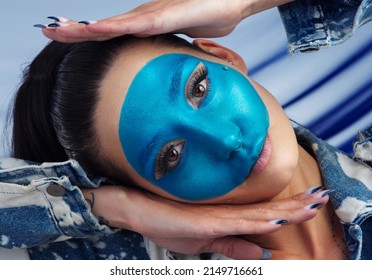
<box><xmin>0</xmin><ymin>158</ymin><xmax>113</xmax><ymax>249</ymax></box>
<box><xmin>353</xmin><ymin>124</ymin><xmax>372</xmax><ymax>167</ymax></box>
<box><xmin>278</xmin><ymin>0</ymin><xmax>372</xmax><ymax>54</ymax></box>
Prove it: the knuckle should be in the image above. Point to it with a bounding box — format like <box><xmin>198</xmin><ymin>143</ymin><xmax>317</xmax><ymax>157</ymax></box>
<box><xmin>141</xmin><ymin>13</ymin><xmax>160</xmax><ymax>31</ymax></box>
<box><xmin>255</xmin><ymin>207</ymin><xmax>269</xmax><ymax>215</ymax></box>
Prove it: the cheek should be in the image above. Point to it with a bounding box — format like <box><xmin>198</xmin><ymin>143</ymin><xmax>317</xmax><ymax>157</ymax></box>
<box><xmin>225</xmin><ymin>81</ymin><xmax>300</xmax><ymax>202</ymax></box>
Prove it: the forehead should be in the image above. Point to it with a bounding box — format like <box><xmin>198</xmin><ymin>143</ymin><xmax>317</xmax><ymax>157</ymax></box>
<box><xmin>100</xmin><ymin>40</ymin><xmax>212</xmax><ymax>110</ymax></box>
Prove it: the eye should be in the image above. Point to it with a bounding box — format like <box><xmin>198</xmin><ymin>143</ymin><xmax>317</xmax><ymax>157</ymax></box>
<box><xmin>155</xmin><ymin>139</ymin><xmax>186</xmax><ymax>180</ymax></box>
<box><xmin>185</xmin><ymin>62</ymin><xmax>209</xmax><ymax>109</ymax></box>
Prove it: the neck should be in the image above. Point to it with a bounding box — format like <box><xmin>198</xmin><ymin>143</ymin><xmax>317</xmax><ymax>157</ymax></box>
<box><xmin>247</xmin><ymin>145</ymin><xmax>348</xmax><ymax>259</ymax></box>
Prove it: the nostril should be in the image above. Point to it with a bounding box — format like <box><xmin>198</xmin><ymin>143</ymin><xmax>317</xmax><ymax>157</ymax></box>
<box><xmin>234</xmin><ymin>140</ymin><xmax>243</xmax><ymax>151</ymax></box>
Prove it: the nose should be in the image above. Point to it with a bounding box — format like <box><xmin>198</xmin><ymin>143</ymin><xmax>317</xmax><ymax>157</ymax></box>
<box><xmin>180</xmin><ymin>115</ymin><xmax>242</xmax><ymax>159</ymax></box>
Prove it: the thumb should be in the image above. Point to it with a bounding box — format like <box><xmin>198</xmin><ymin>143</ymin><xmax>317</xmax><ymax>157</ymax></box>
<box><xmin>204</xmin><ymin>237</ymin><xmax>272</xmax><ymax>260</ymax></box>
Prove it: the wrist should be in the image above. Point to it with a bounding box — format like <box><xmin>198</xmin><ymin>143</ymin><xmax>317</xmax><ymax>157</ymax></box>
<box><xmin>81</xmin><ymin>186</ymin><xmax>132</xmax><ymax>230</ymax></box>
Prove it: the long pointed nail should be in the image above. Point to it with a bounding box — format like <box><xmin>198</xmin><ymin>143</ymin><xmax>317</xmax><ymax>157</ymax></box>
<box><xmin>315</xmin><ymin>189</ymin><xmax>335</xmax><ymax>198</ymax></box>
<box><xmin>47</xmin><ymin>22</ymin><xmax>70</xmax><ymax>28</ymax></box>
<box><xmin>48</xmin><ymin>23</ymin><xmax>60</xmax><ymax>27</ymax></box>
<box><xmin>304</xmin><ymin>202</ymin><xmax>324</xmax><ymax>210</ymax></box>
<box><xmin>47</xmin><ymin>16</ymin><xmax>69</xmax><ymax>23</ymax></box>
<box><xmin>78</xmin><ymin>20</ymin><xmax>97</xmax><ymax>25</ymax></box>
<box><xmin>33</xmin><ymin>24</ymin><xmax>47</xmax><ymax>28</ymax></box>
<box><xmin>269</xmin><ymin>219</ymin><xmax>288</xmax><ymax>225</ymax></box>
<box><xmin>304</xmin><ymin>186</ymin><xmax>324</xmax><ymax>194</ymax></box>
<box><xmin>260</xmin><ymin>248</ymin><xmax>272</xmax><ymax>259</ymax></box>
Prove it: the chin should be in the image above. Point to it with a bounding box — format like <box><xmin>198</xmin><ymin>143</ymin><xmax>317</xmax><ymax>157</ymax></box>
<box><xmin>259</xmin><ymin>136</ymin><xmax>299</xmax><ymax>195</ymax></box>
<box><xmin>236</xmin><ymin>130</ymin><xmax>299</xmax><ymax>203</ymax></box>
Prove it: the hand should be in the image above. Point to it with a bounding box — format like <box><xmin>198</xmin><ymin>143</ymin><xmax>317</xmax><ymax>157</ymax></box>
<box><xmin>39</xmin><ymin>0</ymin><xmax>295</xmax><ymax>43</ymax></box>
<box><xmin>82</xmin><ymin>185</ymin><xmax>329</xmax><ymax>259</ymax></box>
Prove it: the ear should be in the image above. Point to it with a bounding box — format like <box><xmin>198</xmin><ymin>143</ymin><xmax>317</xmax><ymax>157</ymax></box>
<box><xmin>193</xmin><ymin>39</ymin><xmax>248</xmax><ymax>74</ymax></box>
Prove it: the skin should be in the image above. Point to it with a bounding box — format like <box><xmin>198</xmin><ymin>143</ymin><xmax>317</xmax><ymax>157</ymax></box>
<box><xmin>93</xmin><ymin>38</ymin><xmax>344</xmax><ymax>259</ymax></box>
<box><xmin>119</xmin><ymin>53</ymin><xmax>270</xmax><ymax>201</ymax></box>
<box><xmin>41</xmin><ymin>0</ymin><xmax>296</xmax><ymax>42</ymax></box>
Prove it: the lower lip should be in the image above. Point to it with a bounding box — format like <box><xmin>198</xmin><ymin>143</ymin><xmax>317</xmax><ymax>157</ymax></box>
<box><xmin>249</xmin><ymin>135</ymin><xmax>272</xmax><ymax>176</ymax></box>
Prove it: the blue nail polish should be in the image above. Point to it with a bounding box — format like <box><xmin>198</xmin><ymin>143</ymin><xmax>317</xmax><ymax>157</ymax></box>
<box><xmin>47</xmin><ymin>16</ymin><xmax>69</xmax><ymax>23</ymax></box>
<box><xmin>48</xmin><ymin>23</ymin><xmax>60</xmax><ymax>27</ymax></box>
<box><xmin>78</xmin><ymin>20</ymin><xmax>97</xmax><ymax>25</ymax></box>
<box><xmin>304</xmin><ymin>186</ymin><xmax>324</xmax><ymax>194</ymax></box>
<box><xmin>79</xmin><ymin>20</ymin><xmax>91</xmax><ymax>25</ymax></box>
<box><xmin>260</xmin><ymin>248</ymin><xmax>272</xmax><ymax>260</ymax></box>
<box><xmin>309</xmin><ymin>202</ymin><xmax>324</xmax><ymax>209</ymax></box>
<box><xmin>33</xmin><ymin>24</ymin><xmax>46</xmax><ymax>28</ymax></box>
<box><xmin>47</xmin><ymin>16</ymin><xmax>60</xmax><ymax>22</ymax></box>
<box><xmin>321</xmin><ymin>189</ymin><xmax>335</xmax><ymax>197</ymax></box>
<box><xmin>270</xmin><ymin>219</ymin><xmax>288</xmax><ymax>225</ymax></box>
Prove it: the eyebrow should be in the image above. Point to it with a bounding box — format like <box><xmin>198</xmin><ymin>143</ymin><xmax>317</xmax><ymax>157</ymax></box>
<box><xmin>139</xmin><ymin>132</ymin><xmax>165</xmax><ymax>173</ymax></box>
<box><xmin>168</xmin><ymin>59</ymin><xmax>187</xmax><ymax>104</ymax></box>
<box><xmin>138</xmin><ymin>58</ymin><xmax>188</xmax><ymax>172</ymax></box>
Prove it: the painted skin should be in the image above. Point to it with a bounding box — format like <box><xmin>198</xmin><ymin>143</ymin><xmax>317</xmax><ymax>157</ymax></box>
<box><xmin>119</xmin><ymin>54</ymin><xmax>269</xmax><ymax>201</ymax></box>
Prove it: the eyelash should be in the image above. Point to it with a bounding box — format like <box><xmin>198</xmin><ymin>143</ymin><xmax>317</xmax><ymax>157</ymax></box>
<box><xmin>186</xmin><ymin>63</ymin><xmax>210</xmax><ymax>109</ymax></box>
<box><xmin>154</xmin><ymin>63</ymin><xmax>209</xmax><ymax>180</ymax></box>
<box><xmin>155</xmin><ymin>139</ymin><xmax>185</xmax><ymax>180</ymax></box>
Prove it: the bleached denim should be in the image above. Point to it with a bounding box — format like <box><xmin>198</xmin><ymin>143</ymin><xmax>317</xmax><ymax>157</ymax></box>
<box><xmin>278</xmin><ymin>0</ymin><xmax>372</xmax><ymax>53</ymax></box>
<box><xmin>0</xmin><ymin>159</ymin><xmax>148</xmax><ymax>259</ymax></box>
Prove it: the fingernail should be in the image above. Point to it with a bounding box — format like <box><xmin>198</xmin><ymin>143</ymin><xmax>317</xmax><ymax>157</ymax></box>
<box><xmin>304</xmin><ymin>202</ymin><xmax>324</xmax><ymax>210</ymax></box>
<box><xmin>47</xmin><ymin>16</ymin><xmax>69</xmax><ymax>23</ymax></box>
<box><xmin>304</xmin><ymin>185</ymin><xmax>324</xmax><ymax>194</ymax></box>
<box><xmin>269</xmin><ymin>219</ymin><xmax>288</xmax><ymax>225</ymax></box>
<box><xmin>260</xmin><ymin>248</ymin><xmax>272</xmax><ymax>259</ymax></box>
<box><xmin>48</xmin><ymin>23</ymin><xmax>60</xmax><ymax>27</ymax></box>
<box><xmin>78</xmin><ymin>20</ymin><xmax>97</xmax><ymax>25</ymax></box>
<box><xmin>33</xmin><ymin>24</ymin><xmax>47</xmax><ymax>28</ymax></box>
<box><xmin>315</xmin><ymin>189</ymin><xmax>335</xmax><ymax>198</ymax></box>
<box><xmin>47</xmin><ymin>22</ymin><xmax>70</xmax><ymax>28</ymax></box>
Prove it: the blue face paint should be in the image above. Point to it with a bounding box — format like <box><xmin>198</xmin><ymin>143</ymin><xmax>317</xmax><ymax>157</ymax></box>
<box><xmin>119</xmin><ymin>54</ymin><xmax>269</xmax><ymax>201</ymax></box>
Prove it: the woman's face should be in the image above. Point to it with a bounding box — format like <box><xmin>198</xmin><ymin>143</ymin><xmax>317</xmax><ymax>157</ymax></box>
<box><xmin>96</xmin><ymin>39</ymin><xmax>299</xmax><ymax>204</ymax></box>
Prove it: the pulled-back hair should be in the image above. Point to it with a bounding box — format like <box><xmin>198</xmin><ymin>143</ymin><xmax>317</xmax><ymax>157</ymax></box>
<box><xmin>12</xmin><ymin>34</ymin><xmax>194</xmax><ymax>181</ymax></box>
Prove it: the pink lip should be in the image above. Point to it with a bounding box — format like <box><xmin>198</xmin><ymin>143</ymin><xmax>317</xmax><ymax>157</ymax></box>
<box><xmin>250</xmin><ymin>135</ymin><xmax>272</xmax><ymax>176</ymax></box>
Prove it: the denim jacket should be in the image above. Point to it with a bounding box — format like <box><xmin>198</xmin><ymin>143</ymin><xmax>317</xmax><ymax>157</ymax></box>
<box><xmin>146</xmin><ymin>124</ymin><xmax>372</xmax><ymax>260</ymax></box>
<box><xmin>278</xmin><ymin>0</ymin><xmax>372</xmax><ymax>54</ymax></box>
<box><xmin>0</xmin><ymin>158</ymin><xmax>149</xmax><ymax>259</ymax></box>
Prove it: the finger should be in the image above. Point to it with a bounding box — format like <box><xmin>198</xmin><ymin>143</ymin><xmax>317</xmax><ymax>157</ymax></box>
<box><xmin>204</xmin><ymin>237</ymin><xmax>271</xmax><ymax>260</ymax></box>
<box><xmin>188</xmin><ymin>202</ymin><xmax>330</xmax><ymax>238</ymax></box>
<box><xmin>195</xmin><ymin>188</ymin><xmax>330</xmax><ymax>222</ymax></box>
<box><xmin>230</xmin><ymin>196</ymin><xmax>329</xmax><ymax>224</ymax></box>
<box><xmin>85</xmin><ymin>15</ymin><xmax>164</xmax><ymax>36</ymax></box>
<box><xmin>187</xmin><ymin>218</ymin><xmax>282</xmax><ymax>238</ymax></box>
<box><xmin>252</xmin><ymin>186</ymin><xmax>330</xmax><ymax>211</ymax></box>
<box><xmin>34</xmin><ymin>16</ymin><xmax>79</xmax><ymax>29</ymax></box>
<box><xmin>41</xmin><ymin>26</ymin><xmax>118</xmax><ymax>43</ymax></box>
<box><xmin>138</xmin><ymin>204</ymin><xmax>283</xmax><ymax>238</ymax></box>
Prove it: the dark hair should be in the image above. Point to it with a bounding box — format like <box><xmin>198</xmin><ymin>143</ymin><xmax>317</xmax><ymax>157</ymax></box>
<box><xmin>12</xmin><ymin>34</ymin><xmax>195</xmax><ymax>182</ymax></box>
